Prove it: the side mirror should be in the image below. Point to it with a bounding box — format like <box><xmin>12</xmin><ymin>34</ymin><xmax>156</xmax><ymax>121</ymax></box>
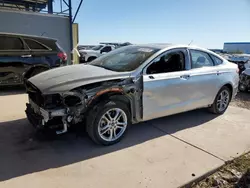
<box><xmin>100</xmin><ymin>50</ymin><xmax>104</xmax><ymax>54</ymax></box>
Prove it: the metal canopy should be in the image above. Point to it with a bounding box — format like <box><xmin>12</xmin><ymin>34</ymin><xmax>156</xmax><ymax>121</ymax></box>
<box><xmin>0</xmin><ymin>0</ymin><xmax>48</xmax><ymax>11</ymax></box>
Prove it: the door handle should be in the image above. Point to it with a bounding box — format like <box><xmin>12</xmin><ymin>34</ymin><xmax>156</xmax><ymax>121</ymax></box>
<box><xmin>180</xmin><ymin>75</ymin><xmax>190</xmax><ymax>79</ymax></box>
<box><xmin>149</xmin><ymin>75</ymin><xmax>155</xmax><ymax>79</ymax></box>
<box><xmin>21</xmin><ymin>54</ymin><xmax>32</xmax><ymax>58</ymax></box>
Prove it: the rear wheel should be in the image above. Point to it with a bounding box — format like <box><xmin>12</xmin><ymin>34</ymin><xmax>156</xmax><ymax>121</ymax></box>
<box><xmin>86</xmin><ymin>100</ymin><xmax>131</xmax><ymax>145</ymax></box>
<box><xmin>29</xmin><ymin>67</ymin><xmax>48</xmax><ymax>78</ymax></box>
<box><xmin>209</xmin><ymin>86</ymin><xmax>231</xmax><ymax>114</ymax></box>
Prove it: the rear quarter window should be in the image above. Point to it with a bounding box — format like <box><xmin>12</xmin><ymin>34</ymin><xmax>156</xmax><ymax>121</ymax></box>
<box><xmin>38</xmin><ymin>39</ymin><xmax>58</xmax><ymax>51</ymax></box>
<box><xmin>210</xmin><ymin>54</ymin><xmax>223</xmax><ymax>65</ymax></box>
<box><xmin>24</xmin><ymin>38</ymin><xmax>48</xmax><ymax>50</ymax></box>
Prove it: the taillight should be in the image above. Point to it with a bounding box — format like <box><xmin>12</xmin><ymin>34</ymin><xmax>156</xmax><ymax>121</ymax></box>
<box><xmin>58</xmin><ymin>52</ymin><xmax>67</xmax><ymax>61</ymax></box>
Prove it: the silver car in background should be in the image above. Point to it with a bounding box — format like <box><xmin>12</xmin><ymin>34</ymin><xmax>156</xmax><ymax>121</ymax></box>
<box><xmin>25</xmin><ymin>44</ymin><xmax>239</xmax><ymax>145</ymax></box>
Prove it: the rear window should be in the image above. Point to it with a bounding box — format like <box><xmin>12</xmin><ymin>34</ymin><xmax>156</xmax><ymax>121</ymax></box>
<box><xmin>55</xmin><ymin>42</ymin><xmax>64</xmax><ymax>52</ymax></box>
<box><xmin>24</xmin><ymin>38</ymin><xmax>47</xmax><ymax>50</ymax></box>
<box><xmin>0</xmin><ymin>36</ymin><xmax>23</xmax><ymax>50</ymax></box>
<box><xmin>38</xmin><ymin>38</ymin><xmax>58</xmax><ymax>51</ymax></box>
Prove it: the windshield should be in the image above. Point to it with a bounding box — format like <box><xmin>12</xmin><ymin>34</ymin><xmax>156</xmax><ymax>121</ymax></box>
<box><xmin>91</xmin><ymin>45</ymin><xmax>103</xmax><ymax>50</ymax></box>
<box><xmin>89</xmin><ymin>46</ymin><xmax>160</xmax><ymax>72</ymax></box>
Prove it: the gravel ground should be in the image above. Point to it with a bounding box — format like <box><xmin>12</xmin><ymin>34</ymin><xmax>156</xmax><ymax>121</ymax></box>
<box><xmin>231</xmin><ymin>92</ymin><xmax>250</xmax><ymax>110</ymax></box>
<box><xmin>191</xmin><ymin>152</ymin><xmax>250</xmax><ymax>188</ymax></box>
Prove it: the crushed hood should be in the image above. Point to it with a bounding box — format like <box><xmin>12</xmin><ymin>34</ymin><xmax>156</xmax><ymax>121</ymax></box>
<box><xmin>28</xmin><ymin>64</ymin><xmax>131</xmax><ymax>94</ymax></box>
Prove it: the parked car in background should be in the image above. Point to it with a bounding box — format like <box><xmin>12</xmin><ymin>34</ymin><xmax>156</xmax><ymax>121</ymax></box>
<box><xmin>79</xmin><ymin>44</ymin><xmax>115</xmax><ymax>63</ymax></box>
<box><xmin>25</xmin><ymin>44</ymin><xmax>239</xmax><ymax>145</ymax></box>
<box><xmin>78</xmin><ymin>42</ymin><xmax>132</xmax><ymax>63</ymax></box>
<box><xmin>227</xmin><ymin>54</ymin><xmax>250</xmax><ymax>74</ymax></box>
<box><xmin>77</xmin><ymin>45</ymin><xmax>95</xmax><ymax>51</ymax></box>
<box><xmin>100</xmin><ymin>42</ymin><xmax>132</xmax><ymax>48</ymax></box>
<box><xmin>239</xmin><ymin>68</ymin><xmax>250</xmax><ymax>92</ymax></box>
<box><xmin>0</xmin><ymin>32</ymin><xmax>67</xmax><ymax>86</ymax></box>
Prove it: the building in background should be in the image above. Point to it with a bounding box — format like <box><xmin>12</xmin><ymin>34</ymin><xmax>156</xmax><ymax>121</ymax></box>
<box><xmin>224</xmin><ymin>42</ymin><xmax>250</xmax><ymax>54</ymax></box>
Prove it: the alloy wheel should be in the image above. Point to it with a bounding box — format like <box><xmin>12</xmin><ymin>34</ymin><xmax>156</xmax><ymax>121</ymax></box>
<box><xmin>217</xmin><ymin>90</ymin><xmax>230</xmax><ymax>112</ymax></box>
<box><xmin>98</xmin><ymin>108</ymin><xmax>127</xmax><ymax>142</ymax></box>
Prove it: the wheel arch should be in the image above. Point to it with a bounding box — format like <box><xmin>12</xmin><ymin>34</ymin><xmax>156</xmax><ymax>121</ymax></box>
<box><xmin>219</xmin><ymin>83</ymin><xmax>234</xmax><ymax>101</ymax></box>
<box><xmin>86</xmin><ymin>90</ymin><xmax>134</xmax><ymax>122</ymax></box>
<box><xmin>23</xmin><ymin>64</ymin><xmax>50</xmax><ymax>80</ymax></box>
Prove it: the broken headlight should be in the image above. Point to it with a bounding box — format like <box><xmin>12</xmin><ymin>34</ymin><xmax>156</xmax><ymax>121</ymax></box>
<box><xmin>64</xmin><ymin>96</ymin><xmax>81</xmax><ymax>107</ymax></box>
<box><xmin>62</xmin><ymin>91</ymin><xmax>84</xmax><ymax>107</ymax></box>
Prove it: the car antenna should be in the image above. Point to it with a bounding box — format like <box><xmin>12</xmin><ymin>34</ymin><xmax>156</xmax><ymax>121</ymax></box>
<box><xmin>188</xmin><ymin>40</ymin><xmax>193</xmax><ymax>46</ymax></box>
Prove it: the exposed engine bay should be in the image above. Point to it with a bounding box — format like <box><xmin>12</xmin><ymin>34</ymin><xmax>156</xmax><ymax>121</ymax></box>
<box><xmin>25</xmin><ymin>77</ymin><xmax>143</xmax><ymax>134</ymax></box>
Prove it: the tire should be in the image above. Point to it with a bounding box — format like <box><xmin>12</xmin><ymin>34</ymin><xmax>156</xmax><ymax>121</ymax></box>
<box><xmin>239</xmin><ymin>83</ymin><xmax>247</xmax><ymax>92</ymax></box>
<box><xmin>87</xmin><ymin>56</ymin><xmax>96</xmax><ymax>62</ymax></box>
<box><xmin>86</xmin><ymin>100</ymin><xmax>131</xmax><ymax>146</ymax></box>
<box><xmin>209</xmin><ymin>86</ymin><xmax>231</xmax><ymax>114</ymax></box>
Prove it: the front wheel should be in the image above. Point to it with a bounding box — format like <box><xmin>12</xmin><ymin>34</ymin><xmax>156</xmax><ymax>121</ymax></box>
<box><xmin>86</xmin><ymin>100</ymin><xmax>131</xmax><ymax>145</ymax></box>
<box><xmin>209</xmin><ymin>86</ymin><xmax>231</xmax><ymax>114</ymax></box>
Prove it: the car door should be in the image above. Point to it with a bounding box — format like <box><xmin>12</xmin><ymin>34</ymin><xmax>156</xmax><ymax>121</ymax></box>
<box><xmin>187</xmin><ymin>49</ymin><xmax>220</xmax><ymax>107</ymax></box>
<box><xmin>143</xmin><ymin>48</ymin><xmax>198</xmax><ymax>121</ymax></box>
<box><xmin>0</xmin><ymin>35</ymin><xmax>31</xmax><ymax>85</ymax></box>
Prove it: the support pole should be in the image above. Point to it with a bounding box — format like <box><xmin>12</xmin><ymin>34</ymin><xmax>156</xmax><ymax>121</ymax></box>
<box><xmin>73</xmin><ymin>0</ymin><xmax>83</xmax><ymax>23</ymax></box>
<box><xmin>68</xmin><ymin>0</ymin><xmax>73</xmax><ymax>64</ymax></box>
<box><xmin>48</xmin><ymin>0</ymin><xmax>53</xmax><ymax>14</ymax></box>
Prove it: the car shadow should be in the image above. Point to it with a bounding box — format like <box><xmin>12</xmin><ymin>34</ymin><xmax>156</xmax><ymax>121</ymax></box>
<box><xmin>0</xmin><ymin>86</ymin><xmax>26</xmax><ymax>96</ymax></box>
<box><xmin>0</xmin><ymin>109</ymin><xmax>218</xmax><ymax>182</ymax></box>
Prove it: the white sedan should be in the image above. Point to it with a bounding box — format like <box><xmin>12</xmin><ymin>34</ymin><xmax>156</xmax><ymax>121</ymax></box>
<box><xmin>26</xmin><ymin>44</ymin><xmax>239</xmax><ymax>145</ymax></box>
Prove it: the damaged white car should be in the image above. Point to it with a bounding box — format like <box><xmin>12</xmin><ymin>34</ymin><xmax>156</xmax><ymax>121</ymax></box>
<box><xmin>25</xmin><ymin>44</ymin><xmax>239</xmax><ymax>145</ymax></box>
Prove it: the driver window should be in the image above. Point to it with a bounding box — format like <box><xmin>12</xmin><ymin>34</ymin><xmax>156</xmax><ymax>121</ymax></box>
<box><xmin>146</xmin><ymin>51</ymin><xmax>185</xmax><ymax>74</ymax></box>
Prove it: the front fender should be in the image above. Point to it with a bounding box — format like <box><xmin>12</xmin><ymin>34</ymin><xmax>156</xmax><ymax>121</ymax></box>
<box><xmin>86</xmin><ymin>89</ymin><xmax>139</xmax><ymax>124</ymax></box>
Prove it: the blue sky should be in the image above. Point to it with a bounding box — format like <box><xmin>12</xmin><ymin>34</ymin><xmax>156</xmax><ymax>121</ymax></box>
<box><xmin>68</xmin><ymin>0</ymin><xmax>250</xmax><ymax>49</ymax></box>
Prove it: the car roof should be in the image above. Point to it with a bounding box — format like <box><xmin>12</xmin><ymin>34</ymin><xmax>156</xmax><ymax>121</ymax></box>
<box><xmin>133</xmin><ymin>43</ymin><xmax>210</xmax><ymax>52</ymax></box>
<box><xmin>0</xmin><ymin>32</ymin><xmax>57</xmax><ymax>41</ymax></box>
<box><xmin>130</xmin><ymin>44</ymin><xmax>225</xmax><ymax>61</ymax></box>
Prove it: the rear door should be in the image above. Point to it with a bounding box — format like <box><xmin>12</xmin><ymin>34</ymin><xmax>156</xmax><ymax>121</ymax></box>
<box><xmin>0</xmin><ymin>35</ymin><xmax>31</xmax><ymax>85</ymax></box>
<box><xmin>187</xmin><ymin>49</ymin><xmax>220</xmax><ymax>106</ymax></box>
<box><xmin>23</xmin><ymin>38</ymin><xmax>55</xmax><ymax>68</ymax></box>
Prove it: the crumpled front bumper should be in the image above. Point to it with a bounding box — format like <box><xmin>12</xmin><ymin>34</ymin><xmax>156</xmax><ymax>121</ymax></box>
<box><xmin>25</xmin><ymin>103</ymin><xmax>65</xmax><ymax>131</ymax></box>
<box><xmin>25</xmin><ymin>103</ymin><xmax>43</xmax><ymax>129</ymax></box>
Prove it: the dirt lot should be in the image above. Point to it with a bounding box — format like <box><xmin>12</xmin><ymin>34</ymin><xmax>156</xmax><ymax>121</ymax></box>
<box><xmin>191</xmin><ymin>152</ymin><xmax>250</xmax><ymax>188</ymax></box>
<box><xmin>231</xmin><ymin>92</ymin><xmax>250</xmax><ymax>110</ymax></box>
